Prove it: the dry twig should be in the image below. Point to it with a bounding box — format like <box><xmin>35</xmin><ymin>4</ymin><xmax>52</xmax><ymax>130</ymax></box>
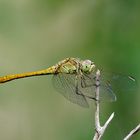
<box><xmin>93</xmin><ymin>70</ymin><xmax>114</xmax><ymax>140</ymax></box>
<box><xmin>123</xmin><ymin>123</ymin><xmax>140</xmax><ymax>140</ymax></box>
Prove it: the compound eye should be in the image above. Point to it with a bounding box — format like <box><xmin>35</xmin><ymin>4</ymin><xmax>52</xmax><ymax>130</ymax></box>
<box><xmin>81</xmin><ymin>60</ymin><xmax>92</xmax><ymax>72</ymax></box>
<box><xmin>83</xmin><ymin>60</ymin><xmax>92</xmax><ymax>65</ymax></box>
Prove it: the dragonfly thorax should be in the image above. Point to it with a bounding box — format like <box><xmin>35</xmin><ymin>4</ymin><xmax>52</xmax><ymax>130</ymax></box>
<box><xmin>56</xmin><ymin>58</ymin><xmax>95</xmax><ymax>74</ymax></box>
<box><xmin>81</xmin><ymin>60</ymin><xmax>95</xmax><ymax>74</ymax></box>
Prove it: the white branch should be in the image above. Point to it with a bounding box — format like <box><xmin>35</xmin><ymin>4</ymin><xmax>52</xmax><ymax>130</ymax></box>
<box><xmin>93</xmin><ymin>70</ymin><xmax>114</xmax><ymax>140</ymax></box>
<box><xmin>123</xmin><ymin>123</ymin><xmax>140</xmax><ymax>140</ymax></box>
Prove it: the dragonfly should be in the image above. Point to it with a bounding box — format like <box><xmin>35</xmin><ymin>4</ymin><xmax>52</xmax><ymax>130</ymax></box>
<box><xmin>0</xmin><ymin>58</ymin><xmax>136</xmax><ymax>107</ymax></box>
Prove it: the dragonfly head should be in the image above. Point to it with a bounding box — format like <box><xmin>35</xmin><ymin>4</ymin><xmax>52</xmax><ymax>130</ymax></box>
<box><xmin>81</xmin><ymin>60</ymin><xmax>95</xmax><ymax>73</ymax></box>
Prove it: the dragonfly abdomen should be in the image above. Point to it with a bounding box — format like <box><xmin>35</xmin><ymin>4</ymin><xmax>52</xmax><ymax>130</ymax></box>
<box><xmin>0</xmin><ymin>66</ymin><xmax>56</xmax><ymax>83</ymax></box>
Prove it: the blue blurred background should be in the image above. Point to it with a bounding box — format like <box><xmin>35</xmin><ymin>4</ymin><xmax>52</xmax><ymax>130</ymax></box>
<box><xmin>0</xmin><ymin>0</ymin><xmax>140</xmax><ymax>139</ymax></box>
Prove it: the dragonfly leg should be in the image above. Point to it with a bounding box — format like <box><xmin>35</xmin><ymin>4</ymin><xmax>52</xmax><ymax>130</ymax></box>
<box><xmin>84</xmin><ymin>94</ymin><xmax>97</xmax><ymax>101</ymax></box>
<box><xmin>75</xmin><ymin>79</ymin><xmax>98</xmax><ymax>101</ymax></box>
<box><xmin>81</xmin><ymin>74</ymin><xmax>96</xmax><ymax>88</ymax></box>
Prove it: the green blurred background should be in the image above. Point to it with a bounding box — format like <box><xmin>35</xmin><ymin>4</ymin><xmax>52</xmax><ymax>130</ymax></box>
<box><xmin>0</xmin><ymin>0</ymin><xmax>140</xmax><ymax>139</ymax></box>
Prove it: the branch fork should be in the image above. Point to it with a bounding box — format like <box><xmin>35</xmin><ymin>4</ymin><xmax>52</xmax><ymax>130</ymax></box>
<box><xmin>92</xmin><ymin>69</ymin><xmax>140</xmax><ymax>140</ymax></box>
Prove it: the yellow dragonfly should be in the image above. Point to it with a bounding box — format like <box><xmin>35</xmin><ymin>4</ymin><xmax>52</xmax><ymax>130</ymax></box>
<box><xmin>0</xmin><ymin>58</ymin><xmax>136</xmax><ymax>107</ymax></box>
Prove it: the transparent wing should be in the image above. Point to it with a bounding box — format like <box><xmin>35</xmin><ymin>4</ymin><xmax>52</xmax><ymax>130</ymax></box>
<box><xmin>80</xmin><ymin>72</ymin><xmax>137</xmax><ymax>101</ymax></box>
<box><xmin>52</xmin><ymin>71</ymin><xmax>137</xmax><ymax>105</ymax></box>
<box><xmin>80</xmin><ymin>73</ymin><xmax>117</xmax><ymax>102</ymax></box>
<box><xmin>101</xmin><ymin>72</ymin><xmax>137</xmax><ymax>93</ymax></box>
<box><xmin>52</xmin><ymin>73</ymin><xmax>89</xmax><ymax>107</ymax></box>
<box><xmin>99</xmin><ymin>80</ymin><xmax>117</xmax><ymax>101</ymax></box>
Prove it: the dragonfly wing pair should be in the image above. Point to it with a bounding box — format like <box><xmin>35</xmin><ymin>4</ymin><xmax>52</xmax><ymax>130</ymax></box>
<box><xmin>52</xmin><ymin>72</ymin><xmax>118</xmax><ymax>107</ymax></box>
